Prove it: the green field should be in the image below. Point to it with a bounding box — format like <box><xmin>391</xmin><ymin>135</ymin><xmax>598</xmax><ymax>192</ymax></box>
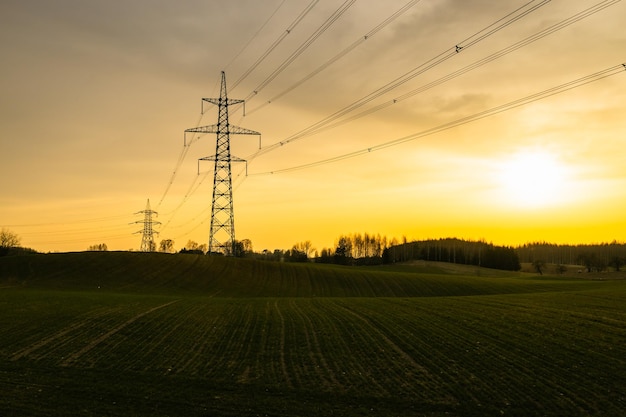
<box><xmin>1</xmin><ymin>252</ymin><xmax>625</xmax><ymax>416</ymax></box>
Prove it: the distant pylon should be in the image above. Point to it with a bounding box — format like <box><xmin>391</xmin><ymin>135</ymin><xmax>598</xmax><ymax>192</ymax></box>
<box><xmin>134</xmin><ymin>199</ymin><xmax>161</xmax><ymax>252</ymax></box>
<box><xmin>185</xmin><ymin>71</ymin><xmax>260</xmax><ymax>255</ymax></box>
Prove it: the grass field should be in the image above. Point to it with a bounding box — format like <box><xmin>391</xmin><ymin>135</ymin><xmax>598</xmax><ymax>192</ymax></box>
<box><xmin>0</xmin><ymin>252</ymin><xmax>625</xmax><ymax>416</ymax></box>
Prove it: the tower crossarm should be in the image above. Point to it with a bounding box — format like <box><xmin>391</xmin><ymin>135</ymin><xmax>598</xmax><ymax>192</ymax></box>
<box><xmin>132</xmin><ymin>219</ymin><xmax>162</xmax><ymax>226</ymax></box>
<box><xmin>185</xmin><ymin>125</ymin><xmax>260</xmax><ymax>136</ymax></box>
<box><xmin>203</xmin><ymin>97</ymin><xmax>244</xmax><ymax>106</ymax></box>
<box><xmin>199</xmin><ymin>155</ymin><xmax>246</xmax><ymax>163</ymax></box>
<box><xmin>198</xmin><ymin>155</ymin><xmax>247</xmax><ymax>175</ymax></box>
<box><xmin>133</xmin><ymin>210</ymin><xmax>158</xmax><ymax>216</ymax></box>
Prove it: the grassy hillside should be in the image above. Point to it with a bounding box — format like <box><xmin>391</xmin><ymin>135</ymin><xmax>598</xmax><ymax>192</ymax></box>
<box><xmin>1</xmin><ymin>252</ymin><xmax>625</xmax><ymax>416</ymax></box>
<box><xmin>0</xmin><ymin>251</ymin><xmax>603</xmax><ymax>297</ymax></box>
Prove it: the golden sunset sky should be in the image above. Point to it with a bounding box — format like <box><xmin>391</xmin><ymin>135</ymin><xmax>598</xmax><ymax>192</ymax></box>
<box><xmin>1</xmin><ymin>0</ymin><xmax>625</xmax><ymax>253</ymax></box>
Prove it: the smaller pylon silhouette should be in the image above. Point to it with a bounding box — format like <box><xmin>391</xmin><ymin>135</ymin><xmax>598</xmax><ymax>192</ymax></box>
<box><xmin>134</xmin><ymin>199</ymin><xmax>161</xmax><ymax>252</ymax></box>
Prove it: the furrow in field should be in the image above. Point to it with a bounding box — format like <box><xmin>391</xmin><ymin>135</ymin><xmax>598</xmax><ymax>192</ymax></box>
<box><xmin>340</xmin><ymin>296</ymin><xmax>604</xmax><ymax>412</ymax></box>
<box><xmin>453</xmin><ymin>295</ymin><xmax>626</xmax><ymax>412</ymax></box>
<box><xmin>308</xmin><ymin>298</ymin><xmax>392</xmax><ymax>394</ymax></box>
<box><xmin>235</xmin><ymin>301</ymin><xmax>267</xmax><ymax>384</ymax></box>
<box><xmin>286</xmin><ymin>299</ymin><xmax>343</xmax><ymax>392</ymax></box>
<box><xmin>405</xmin><ymin>295</ymin><xmax>618</xmax><ymax>413</ymax></box>
<box><xmin>405</xmin><ymin>299</ymin><xmax>567</xmax><ymax>408</ymax></box>
<box><xmin>334</xmin><ymin>299</ymin><xmax>462</xmax><ymax>403</ymax></box>
<box><xmin>75</xmin><ymin>300</ymin><xmax>203</xmax><ymax>372</ymax></box>
<box><xmin>10</xmin><ymin>305</ymin><xmax>126</xmax><ymax>361</ymax></box>
<box><xmin>183</xmin><ymin>301</ymin><xmax>257</xmax><ymax>378</ymax></box>
<box><xmin>60</xmin><ymin>300</ymin><xmax>179</xmax><ymax>367</ymax></box>
<box><xmin>174</xmin><ymin>301</ymin><xmax>240</xmax><ymax>375</ymax></box>
<box><xmin>279</xmin><ymin>299</ymin><xmax>315</xmax><ymax>387</ymax></box>
<box><xmin>150</xmin><ymin>302</ymin><xmax>226</xmax><ymax>374</ymax></box>
<box><xmin>222</xmin><ymin>302</ymin><xmax>257</xmax><ymax>376</ymax></box>
<box><xmin>136</xmin><ymin>302</ymin><xmax>206</xmax><ymax>372</ymax></box>
<box><xmin>271</xmin><ymin>300</ymin><xmax>293</xmax><ymax>389</ymax></box>
<box><xmin>328</xmin><ymin>300</ymin><xmax>451</xmax><ymax>400</ymax></box>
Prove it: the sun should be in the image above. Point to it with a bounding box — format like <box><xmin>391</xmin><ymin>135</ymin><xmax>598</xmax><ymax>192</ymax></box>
<box><xmin>494</xmin><ymin>149</ymin><xmax>570</xmax><ymax>209</ymax></box>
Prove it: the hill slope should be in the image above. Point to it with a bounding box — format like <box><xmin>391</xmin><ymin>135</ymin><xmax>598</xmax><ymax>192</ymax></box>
<box><xmin>0</xmin><ymin>251</ymin><xmax>597</xmax><ymax>297</ymax></box>
<box><xmin>1</xmin><ymin>252</ymin><xmax>625</xmax><ymax>416</ymax></box>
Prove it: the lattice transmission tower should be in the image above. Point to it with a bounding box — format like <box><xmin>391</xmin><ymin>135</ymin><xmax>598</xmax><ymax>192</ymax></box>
<box><xmin>185</xmin><ymin>71</ymin><xmax>260</xmax><ymax>255</ymax></box>
<box><xmin>134</xmin><ymin>199</ymin><xmax>161</xmax><ymax>252</ymax></box>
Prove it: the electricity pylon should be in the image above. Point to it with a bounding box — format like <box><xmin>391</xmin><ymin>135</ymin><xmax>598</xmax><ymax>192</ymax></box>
<box><xmin>185</xmin><ymin>71</ymin><xmax>260</xmax><ymax>255</ymax></box>
<box><xmin>134</xmin><ymin>199</ymin><xmax>160</xmax><ymax>252</ymax></box>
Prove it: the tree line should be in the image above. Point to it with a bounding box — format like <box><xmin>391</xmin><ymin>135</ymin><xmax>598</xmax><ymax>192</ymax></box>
<box><xmin>2</xmin><ymin>226</ymin><xmax>624</xmax><ymax>273</ymax></box>
<box><xmin>154</xmin><ymin>236</ymin><xmax>625</xmax><ymax>272</ymax></box>
<box><xmin>251</xmin><ymin>234</ymin><xmax>522</xmax><ymax>271</ymax></box>
<box><xmin>381</xmin><ymin>238</ymin><xmax>521</xmax><ymax>271</ymax></box>
<box><xmin>517</xmin><ymin>241</ymin><xmax>626</xmax><ymax>272</ymax></box>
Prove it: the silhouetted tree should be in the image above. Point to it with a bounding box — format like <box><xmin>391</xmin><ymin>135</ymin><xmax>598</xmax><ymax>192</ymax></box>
<box><xmin>609</xmin><ymin>256</ymin><xmax>625</xmax><ymax>272</ymax></box>
<box><xmin>285</xmin><ymin>247</ymin><xmax>307</xmax><ymax>262</ymax></box>
<box><xmin>159</xmin><ymin>239</ymin><xmax>175</xmax><ymax>253</ymax></box>
<box><xmin>578</xmin><ymin>253</ymin><xmax>596</xmax><ymax>273</ymax></box>
<box><xmin>87</xmin><ymin>243</ymin><xmax>108</xmax><ymax>251</ymax></box>
<box><xmin>230</xmin><ymin>239</ymin><xmax>252</xmax><ymax>257</ymax></box>
<box><xmin>293</xmin><ymin>240</ymin><xmax>315</xmax><ymax>259</ymax></box>
<box><xmin>0</xmin><ymin>228</ymin><xmax>21</xmax><ymax>256</ymax></box>
<box><xmin>532</xmin><ymin>259</ymin><xmax>546</xmax><ymax>275</ymax></box>
<box><xmin>0</xmin><ymin>228</ymin><xmax>20</xmax><ymax>248</ymax></box>
<box><xmin>185</xmin><ymin>240</ymin><xmax>200</xmax><ymax>251</ymax></box>
<box><xmin>334</xmin><ymin>236</ymin><xmax>352</xmax><ymax>265</ymax></box>
<box><xmin>316</xmin><ymin>248</ymin><xmax>334</xmax><ymax>263</ymax></box>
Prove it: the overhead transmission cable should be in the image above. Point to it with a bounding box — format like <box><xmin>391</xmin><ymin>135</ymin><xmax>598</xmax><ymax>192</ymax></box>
<box><xmin>155</xmin><ymin>110</ymin><xmax>206</xmax><ymax>210</ymax></box>
<box><xmin>224</xmin><ymin>0</ymin><xmax>288</xmax><ymax>73</ymax></box>
<box><xmin>270</xmin><ymin>0</ymin><xmax>622</xmax><ymax>141</ymax></box>
<box><xmin>32</xmin><ymin>233</ymin><xmax>131</xmax><ymax>246</ymax></box>
<box><xmin>171</xmin><ymin>171</ymin><xmax>250</xmax><ymax>240</ymax></box>
<box><xmin>157</xmin><ymin>1</ymin><xmax>314</xmax><ymax>213</ymax></box>
<box><xmin>247</xmin><ymin>63</ymin><xmax>625</xmax><ymax>176</ymax></box>
<box><xmin>231</xmin><ymin>0</ymin><xmax>319</xmax><ymax>90</ymax></box>
<box><xmin>160</xmin><ymin>169</ymin><xmax>213</xmax><ymax>232</ymax></box>
<box><xmin>162</xmin><ymin>1</ymin><xmax>354</xmax><ymax>231</ymax></box>
<box><xmin>163</xmin><ymin>0</ymin><xmax>552</xmax><ymax>231</ymax></box>
<box><xmin>246</xmin><ymin>0</ymin><xmax>423</xmax><ymax>116</ymax></box>
<box><xmin>155</xmin><ymin>0</ymin><xmax>564</xmax><ymax>240</ymax></box>
<box><xmin>246</xmin><ymin>0</ymin><xmax>551</xmax><ymax>161</ymax></box>
<box><xmin>241</xmin><ymin>0</ymin><xmax>358</xmax><ymax>102</ymax></box>
<box><xmin>2</xmin><ymin>214</ymin><xmax>130</xmax><ymax>228</ymax></box>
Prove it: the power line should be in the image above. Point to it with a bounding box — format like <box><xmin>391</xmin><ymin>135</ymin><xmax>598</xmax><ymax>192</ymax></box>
<box><xmin>245</xmin><ymin>0</ymin><xmax>551</xmax><ymax>161</ymax></box>
<box><xmin>248</xmin><ymin>64</ymin><xmax>625</xmax><ymax>176</ymax></box>
<box><xmin>155</xmin><ymin>110</ymin><xmax>206</xmax><ymax>210</ymax></box>
<box><xmin>158</xmin><ymin>0</ymin><xmax>553</xmax><ymax>231</ymax></box>
<box><xmin>267</xmin><ymin>0</ymin><xmax>621</xmax><ymax>142</ymax></box>
<box><xmin>157</xmin><ymin>1</ymin><xmax>320</xmax><ymax>214</ymax></box>
<box><xmin>156</xmin><ymin>0</ymin><xmax>619</xmax><ymax>242</ymax></box>
<box><xmin>1</xmin><ymin>215</ymin><xmax>129</xmax><ymax>229</ymax></box>
<box><xmin>246</xmin><ymin>0</ymin><xmax>423</xmax><ymax>116</ymax></box>
<box><xmin>242</xmin><ymin>0</ymin><xmax>358</xmax><ymax>102</ymax></box>
<box><xmin>223</xmin><ymin>0</ymin><xmax>288</xmax><ymax>73</ymax></box>
<box><xmin>160</xmin><ymin>171</ymin><xmax>207</xmax><ymax>232</ymax></box>
<box><xmin>231</xmin><ymin>0</ymin><xmax>319</xmax><ymax>90</ymax></box>
<box><xmin>27</xmin><ymin>234</ymin><xmax>131</xmax><ymax>247</ymax></box>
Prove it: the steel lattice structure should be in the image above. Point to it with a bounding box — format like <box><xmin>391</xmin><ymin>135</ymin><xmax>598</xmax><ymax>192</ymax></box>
<box><xmin>186</xmin><ymin>72</ymin><xmax>260</xmax><ymax>255</ymax></box>
<box><xmin>134</xmin><ymin>199</ymin><xmax>160</xmax><ymax>252</ymax></box>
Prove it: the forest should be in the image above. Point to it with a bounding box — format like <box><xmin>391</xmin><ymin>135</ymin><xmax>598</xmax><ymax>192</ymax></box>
<box><xmin>273</xmin><ymin>234</ymin><xmax>626</xmax><ymax>273</ymax></box>
<box><xmin>2</xmin><ymin>227</ymin><xmax>626</xmax><ymax>273</ymax></box>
